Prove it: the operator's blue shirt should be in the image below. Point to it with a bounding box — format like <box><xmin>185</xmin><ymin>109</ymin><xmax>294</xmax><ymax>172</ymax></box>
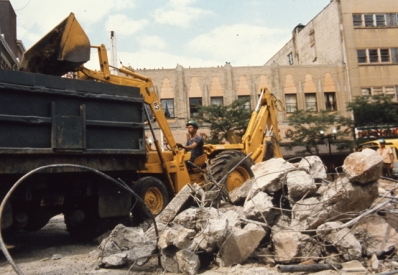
<box><xmin>186</xmin><ymin>135</ymin><xmax>204</xmax><ymax>162</ymax></box>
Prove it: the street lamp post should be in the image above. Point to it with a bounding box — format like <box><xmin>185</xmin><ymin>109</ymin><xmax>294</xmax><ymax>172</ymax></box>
<box><xmin>320</xmin><ymin>129</ymin><xmax>337</xmax><ymax>179</ymax></box>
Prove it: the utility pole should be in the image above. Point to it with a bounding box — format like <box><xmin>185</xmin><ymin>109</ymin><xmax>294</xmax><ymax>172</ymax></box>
<box><xmin>110</xmin><ymin>31</ymin><xmax>117</xmax><ymax>75</ymax></box>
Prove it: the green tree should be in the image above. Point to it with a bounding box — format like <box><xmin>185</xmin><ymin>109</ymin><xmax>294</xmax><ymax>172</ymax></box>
<box><xmin>196</xmin><ymin>98</ymin><xmax>251</xmax><ymax>143</ymax></box>
<box><xmin>346</xmin><ymin>94</ymin><xmax>398</xmax><ymax>134</ymax></box>
<box><xmin>286</xmin><ymin>109</ymin><xmax>353</xmax><ymax>155</ymax></box>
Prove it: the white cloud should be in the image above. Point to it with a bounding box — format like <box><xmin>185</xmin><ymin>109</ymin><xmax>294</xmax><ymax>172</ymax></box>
<box><xmin>138</xmin><ymin>36</ymin><xmax>167</xmax><ymax>50</ymax></box>
<box><xmin>12</xmin><ymin>0</ymin><xmax>136</xmax><ymax>47</ymax></box>
<box><xmin>186</xmin><ymin>24</ymin><xmax>290</xmax><ymax>66</ymax></box>
<box><xmin>153</xmin><ymin>1</ymin><xmax>212</xmax><ymax>28</ymax></box>
<box><xmin>105</xmin><ymin>15</ymin><xmax>148</xmax><ymax>36</ymax></box>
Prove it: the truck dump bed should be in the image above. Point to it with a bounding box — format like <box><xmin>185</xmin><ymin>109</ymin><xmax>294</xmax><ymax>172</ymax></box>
<box><xmin>0</xmin><ymin>69</ymin><xmax>146</xmax><ymax>174</ymax></box>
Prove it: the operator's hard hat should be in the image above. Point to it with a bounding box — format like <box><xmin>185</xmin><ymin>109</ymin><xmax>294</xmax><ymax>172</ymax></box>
<box><xmin>379</xmin><ymin>138</ymin><xmax>386</xmax><ymax>144</ymax></box>
<box><xmin>186</xmin><ymin>120</ymin><xmax>199</xmax><ymax>129</ymax></box>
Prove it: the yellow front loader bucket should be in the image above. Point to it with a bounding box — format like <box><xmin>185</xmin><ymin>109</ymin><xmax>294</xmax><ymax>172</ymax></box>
<box><xmin>19</xmin><ymin>13</ymin><xmax>90</xmax><ymax>76</ymax></box>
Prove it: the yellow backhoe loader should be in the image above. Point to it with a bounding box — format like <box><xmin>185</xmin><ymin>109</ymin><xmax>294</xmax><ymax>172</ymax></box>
<box><xmin>19</xmin><ymin>13</ymin><xmax>284</xmax><ymax>219</ymax></box>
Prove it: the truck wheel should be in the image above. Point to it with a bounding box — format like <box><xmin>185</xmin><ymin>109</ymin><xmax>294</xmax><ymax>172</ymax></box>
<box><xmin>132</xmin><ymin>177</ymin><xmax>169</xmax><ymax>221</ymax></box>
<box><xmin>64</xmin><ymin>206</ymin><xmax>107</xmax><ymax>242</ymax></box>
<box><xmin>207</xmin><ymin>151</ymin><xmax>254</xmax><ymax>191</ymax></box>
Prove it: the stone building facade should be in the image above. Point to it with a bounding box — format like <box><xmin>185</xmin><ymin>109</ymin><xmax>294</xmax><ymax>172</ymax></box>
<box><xmin>0</xmin><ymin>0</ymin><xmax>24</xmax><ymax>70</ymax></box>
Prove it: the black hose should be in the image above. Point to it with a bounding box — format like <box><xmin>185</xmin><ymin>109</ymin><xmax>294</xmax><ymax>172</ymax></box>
<box><xmin>0</xmin><ymin>164</ymin><xmax>160</xmax><ymax>275</ymax></box>
<box><xmin>277</xmin><ymin>263</ymin><xmax>343</xmax><ymax>273</ymax></box>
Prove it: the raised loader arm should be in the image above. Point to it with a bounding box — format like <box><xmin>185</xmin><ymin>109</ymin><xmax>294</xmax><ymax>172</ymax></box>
<box><xmin>241</xmin><ymin>88</ymin><xmax>284</xmax><ymax>162</ymax></box>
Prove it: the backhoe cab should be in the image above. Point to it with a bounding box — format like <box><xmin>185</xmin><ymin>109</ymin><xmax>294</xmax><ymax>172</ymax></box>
<box><xmin>19</xmin><ymin>13</ymin><xmax>284</xmax><ymax>219</ymax></box>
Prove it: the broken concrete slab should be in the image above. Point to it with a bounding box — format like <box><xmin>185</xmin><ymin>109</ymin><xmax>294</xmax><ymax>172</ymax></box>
<box><xmin>156</xmin><ymin>183</ymin><xmax>200</xmax><ymax>225</ymax></box>
<box><xmin>229</xmin><ymin>178</ymin><xmax>255</xmax><ymax>204</ymax></box>
<box><xmin>218</xmin><ymin>223</ymin><xmax>266</xmax><ymax>267</ymax></box>
<box><xmin>272</xmin><ymin>231</ymin><xmax>321</xmax><ymax>263</ymax></box>
<box><xmin>342</xmin><ymin>148</ymin><xmax>383</xmax><ymax>185</ymax></box>
<box><xmin>101</xmin><ymin>252</ymin><xmax>127</xmax><ymax>267</ymax></box>
<box><xmin>243</xmin><ymin>191</ymin><xmax>273</xmax><ymax>222</ymax></box>
<box><xmin>251</xmin><ymin>158</ymin><xmax>295</xmax><ymax>194</ymax></box>
<box><xmin>317</xmin><ymin>221</ymin><xmax>362</xmax><ymax>261</ymax></box>
<box><xmin>176</xmin><ymin>249</ymin><xmax>200</xmax><ymax>275</ymax></box>
<box><xmin>298</xmin><ymin>155</ymin><xmax>327</xmax><ymax>180</ymax></box>
<box><xmin>291</xmin><ymin>197</ymin><xmax>321</xmax><ymax>231</ymax></box>
<box><xmin>306</xmin><ymin>178</ymin><xmax>379</xmax><ymax>229</ymax></box>
<box><xmin>191</xmin><ymin>218</ymin><xmax>229</xmax><ymax>253</ymax></box>
<box><xmin>352</xmin><ymin>214</ymin><xmax>398</xmax><ymax>256</ymax></box>
<box><xmin>286</xmin><ymin>170</ymin><xmax>318</xmax><ymax>201</ymax></box>
<box><xmin>98</xmin><ymin>224</ymin><xmax>156</xmax><ymax>266</ymax></box>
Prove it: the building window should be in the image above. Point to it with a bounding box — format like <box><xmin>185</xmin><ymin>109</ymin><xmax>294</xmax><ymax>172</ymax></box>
<box><xmin>380</xmin><ymin>49</ymin><xmax>390</xmax><ymax>62</ymax></box>
<box><xmin>161</xmin><ymin>99</ymin><xmax>174</xmax><ymax>118</ymax></box>
<box><xmin>353</xmin><ymin>14</ymin><xmax>362</xmax><ymax>26</ymax></box>
<box><xmin>238</xmin><ymin>95</ymin><xmax>251</xmax><ymax>110</ymax></box>
<box><xmin>189</xmin><ymin>97</ymin><xmax>202</xmax><ymax>118</ymax></box>
<box><xmin>357</xmin><ymin>48</ymin><xmax>395</xmax><ymax>64</ymax></box>
<box><xmin>309</xmin><ymin>29</ymin><xmax>315</xmax><ymax>47</ymax></box>
<box><xmin>396</xmin><ymin>86</ymin><xmax>398</xmax><ymax>100</ymax></box>
<box><xmin>364</xmin><ymin>14</ymin><xmax>374</xmax><ymax>26</ymax></box>
<box><xmin>373</xmin><ymin>87</ymin><xmax>383</xmax><ymax>95</ymax></box>
<box><xmin>325</xmin><ymin>92</ymin><xmax>336</xmax><ymax>111</ymax></box>
<box><xmin>357</xmin><ymin>50</ymin><xmax>367</xmax><ymax>63</ymax></box>
<box><xmin>385</xmin><ymin>87</ymin><xmax>395</xmax><ymax>99</ymax></box>
<box><xmin>285</xmin><ymin>94</ymin><xmax>297</xmax><ymax>113</ymax></box>
<box><xmin>376</xmin><ymin>14</ymin><xmax>386</xmax><ymax>26</ymax></box>
<box><xmin>288</xmin><ymin>52</ymin><xmax>293</xmax><ymax>65</ymax></box>
<box><xmin>210</xmin><ymin>97</ymin><xmax>223</xmax><ymax>106</ymax></box>
<box><xmin>305</xmin><ymin>93</ymin><xmax>317</xmax><ymax>111</ymax></box>
<box><xmin>361</xmin><ymin>88</ymin><xmax>371</xmax><ymax>96</ymax></box>
<box><xmin>369</xmin><ymin>49</ymin><xmax>378</xmax><ymax>63</ymax></box>
<box><xmin>364</xmin><ymin>87</ymin><xmax>397</xmax><ymax>101</ymax></box>
<box><xmin>353</xmin><ymin>13</ymin><xmax>398</xmax><ymax>27</ymax></box>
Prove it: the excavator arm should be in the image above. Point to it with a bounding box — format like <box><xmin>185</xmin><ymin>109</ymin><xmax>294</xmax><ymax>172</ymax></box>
<box><xmin>240</xmin><ymin>88</ymin><xmax>284</xmax><ymax>162</ymax></box>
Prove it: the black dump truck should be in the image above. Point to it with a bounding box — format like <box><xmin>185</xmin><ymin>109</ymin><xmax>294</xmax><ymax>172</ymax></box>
<box><xmin>0</xmin><ymin>69</ymin><xmax>146</xmax><ymax>240</ymax></box>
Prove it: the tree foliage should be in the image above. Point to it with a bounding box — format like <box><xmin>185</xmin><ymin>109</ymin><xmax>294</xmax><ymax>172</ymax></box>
<box><xmin>196</xmin><ymin>98</ymin><xmax>251</xmax><ymax>143</ymax></box>
<box><xmin>286</xmin><ymin>109</ymin><xmax>353</xmax><ymax>155</ymax></box>
<box><xmin>346</xmin><ymin>95</ymin><xmax>398</xmax><ymax>128</ymax></box>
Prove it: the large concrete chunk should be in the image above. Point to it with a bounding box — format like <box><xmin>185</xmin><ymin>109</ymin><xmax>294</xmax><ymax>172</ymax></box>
<box><xmin>243</xmin><ymin>191</ymin><xmax>273</xmax><ymax>221</ymax></box>
<box><xmin>251</xmin><ymin>158</ymin><xmax>295</xmax><ymax>194</ymax></box>
<box><xmin>286</xmin><ymin>170</ymin><xmax>317</xmax><ymax>201</ymax></box>
<box><xmin>272</xmin><ymin>231</ymin><xmax>321</xmax><ymax>263</ymax></box>
<box><xmin>176</xmin><ymin>249</ymin><xmax>200</xmax><ymax>275</ymax></box>
<box><xmin>352</xmin><ymin>214</ymin><xmax>398</xmax><ymax>256</ymax></box>
<box><xmin>291</xmin><ymin>197</ymin><xmax>321</xmax><ymax>231</ymax></box>
<box><xmin>317</xmin><ymin>221</ymin><xmax>362</xmax><ymax>261</ymax></box>
<box><xmin>98</xmin><ymin>224</ymin><xmax>156</xmax><ymax>266</ymax></box>
<box><xmin>298</xmin><ymin>155</ymin><xmax>327</xmax><ymax>179</ymax></box>
<box><xmin>229</xmin><ymin>178</ymin><xmax>255</xmax><ymax>204</ymax></box>
<box><xmin>342</xmin><ymin>149</ymin><xmax>383</xmax><ymax>184</ymax></box>
<box><xmin>306</xmin><ymin>178</ymin><xmax>379</xmax><ymax>229</ymax></box>
<box><xmin>156</xmin><ymin>183</ymin><xmax>200</xmax><ymax>224</ymax></box>
<box><xmin>218</xmin><ymin>223</ymin><xmax>266</xmax><ymax>267</ymax></box>
<box><xmin>191</xmin><ymin>218</ymin><xmax>229</xmax><ymax>253</ymax></box>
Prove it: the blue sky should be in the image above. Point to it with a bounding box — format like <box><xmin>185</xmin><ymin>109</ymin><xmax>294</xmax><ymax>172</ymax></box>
<box><xmin>11</xmin><ymin>0</ymin><xmax>331</xmax><ymax>69</ymax></box>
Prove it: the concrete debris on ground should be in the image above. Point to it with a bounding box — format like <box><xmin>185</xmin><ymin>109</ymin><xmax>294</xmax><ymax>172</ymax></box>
<box><xmin>91</xmin><ymin>149</ymin><xmax>398</xmax><ymax>274</ymax></box>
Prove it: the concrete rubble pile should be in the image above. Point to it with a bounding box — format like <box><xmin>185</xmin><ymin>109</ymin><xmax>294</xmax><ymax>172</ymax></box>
<box><xmin>91</xmin><ymin>148</ymin><xmax>398</xmax><ymax>274</ymax></box>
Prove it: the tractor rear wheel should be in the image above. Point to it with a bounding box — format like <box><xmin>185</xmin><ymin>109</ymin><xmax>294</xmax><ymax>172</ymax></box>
<box><xmin>132</xmin><ymin>177</ymin><xmax>169</xmax><ymax>222</ymax></box>
<box><xmin>207</xmin><ymin>150</ymin><xmax>254</xmax><ymax>191</ymax></box>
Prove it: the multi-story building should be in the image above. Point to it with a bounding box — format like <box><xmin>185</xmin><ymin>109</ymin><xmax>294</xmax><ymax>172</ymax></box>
<box><xmin>0</xmin><ymin>0</ymin><xmax>24</xmax><ymax>70</ymax></box>
<box><xmin>143</xmin><ymin>0</ymin><xmax>398</xmax><ymax>150</ymax></box>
